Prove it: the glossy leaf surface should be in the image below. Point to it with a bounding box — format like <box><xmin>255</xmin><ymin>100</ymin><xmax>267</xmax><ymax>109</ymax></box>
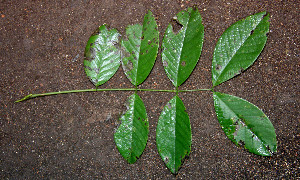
<box><xmin>121</xmin><ymin>11</ymin><xmax>159</xmax><ymax>86</ymax></box>
<box><xmin>84</xmin><ymin>25</ymin><xmax>121</xmax><ymax>87</ymax></box>
<box><xmin>156</xmin><ymin>96</ymin><xmax>191</xmax><ymax>174</ymax></box>
<box><xmin>212</xmin><ymin>12</ymin><xmax>269</xmax><ymax>86</ymax></box>
<box><xmin>213</xmin><ymin>92</ymin><xmax>277</xmax><ymax>156</ymax></box>
<box><xmin>114</xmin><ymin>93</ymin><xmax>149</xmax><ymax>164</ymax></box>
<box><xmin>162</xmin><ymin>7</ymin><xmax>204</xmax><ymax>87</ymax></box>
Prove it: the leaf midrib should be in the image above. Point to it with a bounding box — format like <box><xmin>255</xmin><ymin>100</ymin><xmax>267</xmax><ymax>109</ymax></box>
<box><xmin>175</xmin><ymin>16</ymin><xmax>189</xmax><ymax>87</ymax></box>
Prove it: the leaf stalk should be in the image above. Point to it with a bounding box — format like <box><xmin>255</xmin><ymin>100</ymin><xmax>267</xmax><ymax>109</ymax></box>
<box><xmin>15</xmin><ymin>88</ymin><xmax>212</xmax><ymax>102</ymax></box>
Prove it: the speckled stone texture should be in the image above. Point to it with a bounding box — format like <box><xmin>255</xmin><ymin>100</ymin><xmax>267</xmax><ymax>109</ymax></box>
<box><xmin>1</xmin><ymin>0</ymin><xmax>298</xmax><ymax>179</ymax></box>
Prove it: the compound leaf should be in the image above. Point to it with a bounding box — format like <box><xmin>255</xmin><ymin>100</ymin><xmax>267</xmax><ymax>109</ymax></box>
<box><xmin>114</xmin><ymin>93</ymin><xmax>149</xmax><ymax>164</ymax></box>
<box><xmin>162</xmin><ymin>7</ymin><xmax>204</xmax><ymax>87</ymax></box>
<box><xmin>212</xmin><ymin>12</ymin><xmax>269</xmax><ymax>86</ymax></box>
<box><xmin>84</xmin><ymin>24</ymin><xmax>121</xmax><ymax>87</ymax></box>
<box><xmin>121</xmin><ymin>10</ymin><xmax>159</xmax><ymax>86</ymax></box>
<box><xmin>156</xmin><ymin>96</ymin><xmax>191</xmax><ymax>174</ymax></box>
<box><xmin>213</xmin><ymin>92</ymin><xmax>277</xmax><ymax>156</ymax></box>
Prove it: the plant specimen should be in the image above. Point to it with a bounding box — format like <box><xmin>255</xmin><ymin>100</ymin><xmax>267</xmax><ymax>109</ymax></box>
<box><xmin>17</xmin><ymin>7</ymin><xmax>276</xmax><ymax>174</ymax></box>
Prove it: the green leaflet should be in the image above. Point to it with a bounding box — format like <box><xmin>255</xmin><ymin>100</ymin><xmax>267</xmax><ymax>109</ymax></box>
<box><xmin>212</xmin><ymin>12</ymin><xmax>269</xmax><ymax>87</ymax></box>
<box><xmin>121</xmin><ymin>10</ymin><xmax>159</xmax><ymax>86</ymax></box>
<box><xmin>114</xmin><ymin>93</ymin><xmax>149</xmax><ymax>164</ymax></box>
<box><xmin>162</xmin><ymin>7</ymin><xmax>204</xmax><ymax>87</ymax></box>
<box><xmin>84</xmin><ymin>25</ymin><xmax>121</xmax><ymax>87</ymax></box>
<box><xmin>156</xmin><ymin>96</ymin><xmax>191</xmax><ymax>174</ymax></box>
<box><xmin>213</xmin><ymin>92</ymin><xmax>277</xmax><ymax>156</ymax></box>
